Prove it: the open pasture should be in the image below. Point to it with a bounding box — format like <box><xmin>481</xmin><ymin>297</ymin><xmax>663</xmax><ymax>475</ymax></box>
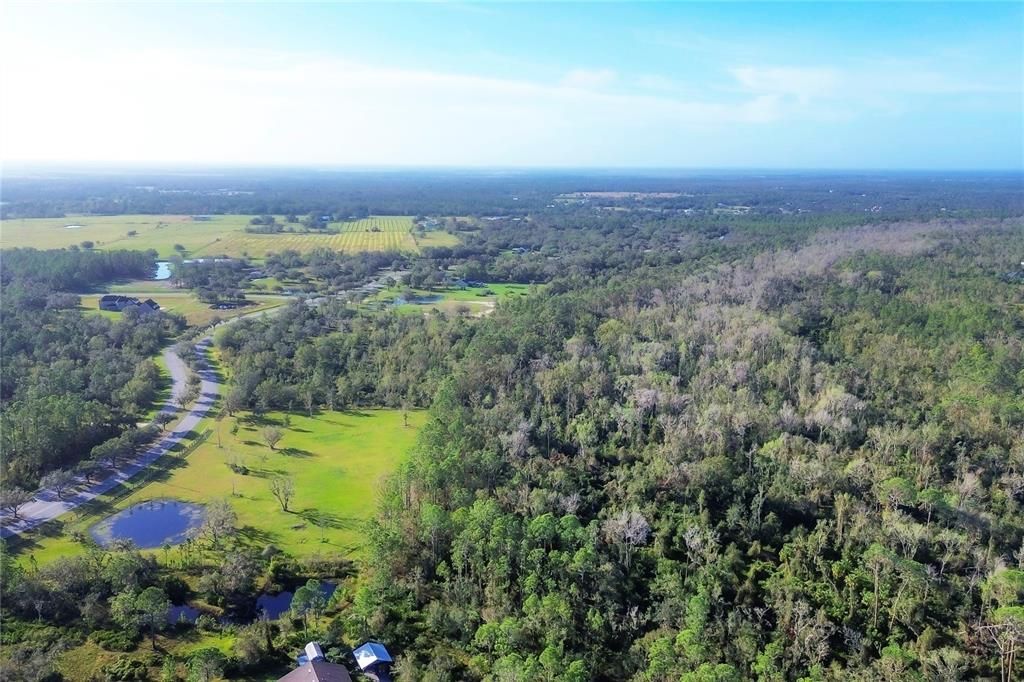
<box><xmin>367</xmin><ymin>282</ymin><xmax>533</xmax><ymax>316</ymax></box>
<box><xmin>11</xmin><ymin>408</ymin><xmax>424</xmax><ymax>565</ymax></box>
<box><xmin>78</xmin><ymin>292</ymin><xmax>285</xmax><ymax>327</ymax></box>
<box><xmin>0</xmin><ymin>214</ymin><xmax>250</xmax><ymax>258</ymax></box>
<box><xmin>0</xmin><ymin>214</ymin><xmax>450</xmax><ymax>258</ymax></box>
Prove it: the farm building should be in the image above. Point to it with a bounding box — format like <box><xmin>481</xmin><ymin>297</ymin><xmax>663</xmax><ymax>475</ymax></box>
<box><xmin>98</xmin><ymin>295</ymin><xmax>160</xmax><ymax>313</ymax></box>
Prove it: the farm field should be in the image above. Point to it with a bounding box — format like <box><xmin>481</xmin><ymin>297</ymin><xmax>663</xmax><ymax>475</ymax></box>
<box><xmin>78</xmin><ymin>292</ymin><xmax>286</xmax><ymax>327</ymax></box>
<box><xmin>0</xmin><ymin>214</ymin><xmax>452</xmax><ymax>258</ymax></box>
<box><xmin>212</xmin><ymin>216</ymin><xmax>419</xmax><ymax>257</ymax></box>
<box><xmin>10</xmin><ymin>409</ymin><xmax>423</xmax><ymax>567</ymax></box>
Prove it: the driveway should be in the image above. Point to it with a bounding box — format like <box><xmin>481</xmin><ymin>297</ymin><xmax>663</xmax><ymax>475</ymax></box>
<box><xmin>0</xmin><ymin>337</ymin><xmax>220</xmax><ymax>538</ymax></box>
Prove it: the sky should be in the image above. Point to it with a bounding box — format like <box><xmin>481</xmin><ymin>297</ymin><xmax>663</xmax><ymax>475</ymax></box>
<box><xmin>0</xmin><ymin>2</ymin><xmax>1021</xmax><ymax>169</ymax></box>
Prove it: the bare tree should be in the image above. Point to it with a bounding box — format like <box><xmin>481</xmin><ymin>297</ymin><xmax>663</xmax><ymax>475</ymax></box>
<box><xmin>603</xmin><ymin>509</ymin><xmax>651</xmax><ymax>569</ymax></box>
<box><xmin>202</xmin><ymin>499</ymin><xmax>238</xmax><ymax>548</ymax></box>
<box><xmin>262</xmin><ymin>426</ymin><xmax>284</xmax><ymax>451</ymax></box>
<box><xmin>977</xmin><ymin>613</ymin><xmax>1023</xmax><ymax>682</ymax></box>
<box><xmin>0</xmin><ymin>487</ymin><xmax>33</xmax><ymax>518</ymax></box>
<box><xmin>269</xmin><ymin>476</ymin><xmax>295</xmax><ymax>512</ymax></box>
<box><xmin>39</xmin><ymin>470</ymin><xmax>75</xmax><ymax>500</ymax></box>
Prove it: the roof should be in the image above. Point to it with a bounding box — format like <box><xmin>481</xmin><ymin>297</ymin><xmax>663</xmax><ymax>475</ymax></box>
<box><xmin>353</xmin><ymin>642</ymin><xmax>393</xmax><ymax>671</ymax></box>
<box><xmin>278</xmin><ymin>661</ymin><xmax>353</xmax><ymax>682</ymax></box>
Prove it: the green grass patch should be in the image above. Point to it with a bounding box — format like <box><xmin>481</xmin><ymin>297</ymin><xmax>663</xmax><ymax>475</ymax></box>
<box><xmin>365</xmin><ymin>282</ymin><xmax>534</xmax><ymax>316</ymax></box>
<box><xmin>0</xmin><ymin>214</ymin><xmax>252</xmax><ymax>259</ymax></box>
<box><xmin>12</xmin><ymin>409</ymin><xmax>423</xmax><ymax>566</ymax></box>
<box><xmin>78</xmin><ymin>292</ymin><xmax>285</xmax><ymax>328</ymax></box>
<box><xmin>413</xmin><ymin>230</ymin><xmax>461</xmax><ymax>249</ymax></box>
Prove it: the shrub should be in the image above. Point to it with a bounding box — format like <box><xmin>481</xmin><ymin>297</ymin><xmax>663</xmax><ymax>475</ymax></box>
<box><xmin>100</xmin><ymin>658</ymin><xmax>148</xmax><ymax>681</ymax></box>
<box><xmin>89</xmin><ymin>629</ymin><xmax>140</xmax><ymax>652</ymax></box>
<box><xmin>161</xmin><ymin>576</ymin><xmax>190</xmax><ymax>604</ymax></box>
<box><xmin>195</xmin><ymin>614</ymin><xmax>219</xmax><ymax>632</ymax></box>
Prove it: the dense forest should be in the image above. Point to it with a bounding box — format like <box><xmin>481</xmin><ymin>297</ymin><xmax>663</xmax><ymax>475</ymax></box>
<box><xmin>1</xmin><ymin>172</ymin><xmax>1022</xmax><ymax>681</ymax></box>
<box><xmin>341</xmin><ymin>219</ymin><xmax>1024</xmax><ymax>680</ymax></box>
<box><xmin>203</xmin><ymin>215</ymin><xmax>1024</xmax><ymax>679</ymax></box>
<box><xmin>2</xmin><ymin>168</ymin><xmax>1021</xmax><ymax>219</ymax></box>
<box><xmin>0</xmin><ymin>250</ymin><xmax>184</xmax><ymax>486</ymax></box>
<box><xmin>0</xmin><ymin>248</ymin><xmax>156</xmax><ymax>292</ymax></box>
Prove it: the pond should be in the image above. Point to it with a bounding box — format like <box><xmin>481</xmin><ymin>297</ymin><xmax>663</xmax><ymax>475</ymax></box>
<box><xmin>256</xmin><ymin>581</ymin><xmax>337</xmax><ymax>620</ymax></box>
<box><xmin>168</xmin><ymin>604</ymin><xmax>201</xmax><ymax>624</ymax></box>
<box><xmin>153</xmin><ymin>261</ymin><xmax>172</xmax><ymax>280</ymax></box>
<box><xmin>90</xmin><ymin>499</ymin><xmax>206</xmax><ymax>549</ymax></box>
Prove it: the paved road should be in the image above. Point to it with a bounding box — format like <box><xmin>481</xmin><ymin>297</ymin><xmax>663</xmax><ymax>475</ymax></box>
<box><xmin>0</xmin><ymin>337</ymin><xmax>220</xmax><ymax>538</ymax></box>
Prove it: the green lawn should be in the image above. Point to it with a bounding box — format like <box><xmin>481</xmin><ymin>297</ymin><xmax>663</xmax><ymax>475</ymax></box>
<box><xmin>11</xmin><ymin>409</ymin><xmax>423</xmax><ymax>566</ymax></box>
<box><xmin>106</xmin><ymin>279</ymin><xmax>184</xmax><ymax>294</ymax></box>
<box><xmin>78</xmin><ymin>292</ymin><xmax>285</xmax><ymax>327</ymax></box>
<box><xmin>366</xmin><ymin>282</ymin><xmax>534</xmax><ymax>316</ymax></box>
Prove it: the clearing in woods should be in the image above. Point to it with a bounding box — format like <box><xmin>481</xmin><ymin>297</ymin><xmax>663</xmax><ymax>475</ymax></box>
<box><xmin>9</xmin><ymin>409</ymin><xmax>425</xmax><ymax>565</ymax></box>
<box><xmin>0</xmin><ymin>215</ymin><xmax>457</xmax><ymax>258</ymax></box>
<box><xmin>77</xmin><ymin>292</ymin><xmax>287</xmax><ymax>327</ymax></box>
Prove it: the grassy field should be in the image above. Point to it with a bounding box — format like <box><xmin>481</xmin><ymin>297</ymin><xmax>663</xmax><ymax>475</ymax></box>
<box><xmin>0</xmin><ymin>215</ymin><xmax>248</xmax><ymax>258</ymax></box>
<box><xmin>367</xmin><ymin>282</ymin><xmax>533</xmax><ymax>316</ymax></box>
<box><xmin>11</xmin><ymin>409</ymin><xmax>424</xmax><ymax>566</ymax></box>
<box><xmin>0</xmin><ymin>215</ymin><xmax>456</xmax><ymax>258</ymax></box>
<box><xmin>78</xmin><ymin>292</ymin><xmax>286</xmax><ymax>327</ymax></box>
<box><xmin>412</xmin><ymin>229</ymin><xmax>460</xmax><ymax>249</ymax></box>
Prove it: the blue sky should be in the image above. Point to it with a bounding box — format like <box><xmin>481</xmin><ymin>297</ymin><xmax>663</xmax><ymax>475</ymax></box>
<box><xmin>1</xmin><ymin>2</ymin><xmax>1020</xmax><ymax>169</ymax></box>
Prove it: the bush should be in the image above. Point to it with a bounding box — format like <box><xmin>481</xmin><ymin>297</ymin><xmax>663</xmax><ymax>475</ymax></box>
<box><xmin>99</xmin><ymin>658</ymin><xmax>147</xmax><ymax>681</ymax></box>
<box><xmin>89</xmin><ymin>629</ymin><xmax>140</xmax><ymax>652</ymax></box>
<box><xmin>162</xmin><ymin>575</ymin><xmax>190</xmax><ymax>604</ymax></box>
<box><xmin>195</xmin><ymin>614</ymin><xmax>219</xmax><ymax>632</ymax></box>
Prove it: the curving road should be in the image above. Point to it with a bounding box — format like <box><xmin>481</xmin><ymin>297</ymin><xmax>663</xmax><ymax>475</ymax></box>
<box><xmin>0</xmin><ymin>337</ymin><xmax>221</xmax><ymax>538</ymax></box>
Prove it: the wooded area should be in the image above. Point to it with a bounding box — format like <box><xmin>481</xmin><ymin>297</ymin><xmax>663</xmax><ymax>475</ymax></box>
<box><xmin>0</xmin><ymin>174</ymin><xmax>1021</xmax><ymax>681</ymax></box>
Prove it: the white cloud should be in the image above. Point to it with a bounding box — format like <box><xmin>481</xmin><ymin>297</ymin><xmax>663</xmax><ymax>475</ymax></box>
<box><xmin>730</xmin><ymin>66</ymin><xmax>840</xmax><ymax>102</ymax></box>
<box><xmin>1</xmin><ymin>44</ymin><xmax>1014</xmax><ymax>167</ymax></box>
<box><xmin>560</xmin><ymin>68</ymin><xmax>618</xmax><ymax>90</ymax></box>
<box><xmin>0</xmin><ymin>47</ymin><xmax>796</xmax><ymax>165</ymax></box>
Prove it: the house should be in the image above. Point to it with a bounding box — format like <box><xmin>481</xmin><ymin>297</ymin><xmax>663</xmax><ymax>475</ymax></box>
<box><xmin>98</xmin><ymin>295</ymin><xmax>160</xmax><ymax>313</ymax></box>
<box><xmin>352</xmin><ymin>641</ymin><xmax>393</xmax><ymax>681</ymax></box>
<box><xmin>279</xmin><ymin>642</ymin><xmax>353</xmax><ymax>682</ymax></box>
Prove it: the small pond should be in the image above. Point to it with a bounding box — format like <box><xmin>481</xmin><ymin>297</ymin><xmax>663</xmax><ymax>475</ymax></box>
<box><xmin>256</xmin><ymin>582</ymin><xmax>337</xmax><ymax>620</ymax></box>
<box><xmin>90</xmin><ymin>499</ymin><xmax>206</xmax><ymax>549</ymax></box>
<box><xmin>168</xmin><ymin>604</ymin><xmax>201</xmax><ymax>624</ymax></box>
<box><xmin>153</xmin><ymin>261</ymin><xmax>172</xmax><ymax>280</ymax></box>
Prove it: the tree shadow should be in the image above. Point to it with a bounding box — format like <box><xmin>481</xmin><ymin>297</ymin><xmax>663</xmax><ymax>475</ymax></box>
<box><xmin>295</xmin><ymin>508</ymin><xmax>361</xmax><ymax>531</ymax></box>
<box><xmin>280</xmin><ymin>447</ymin><xmax>314</xmax><ymax>458</ymax></box>
<box><xmin>240</xmin><ymin>414</ymin><xmax>284</xmax><ymax>428</ymax></box>
<box><xmin>247</xmin><ymin>466</ymin><xmax>287</xmax><ymax>479</ymax></box>
<box><xmin>236</xmin><ymin>525</ymin><xmax>276</xmax><ymax>547</ymax></box>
